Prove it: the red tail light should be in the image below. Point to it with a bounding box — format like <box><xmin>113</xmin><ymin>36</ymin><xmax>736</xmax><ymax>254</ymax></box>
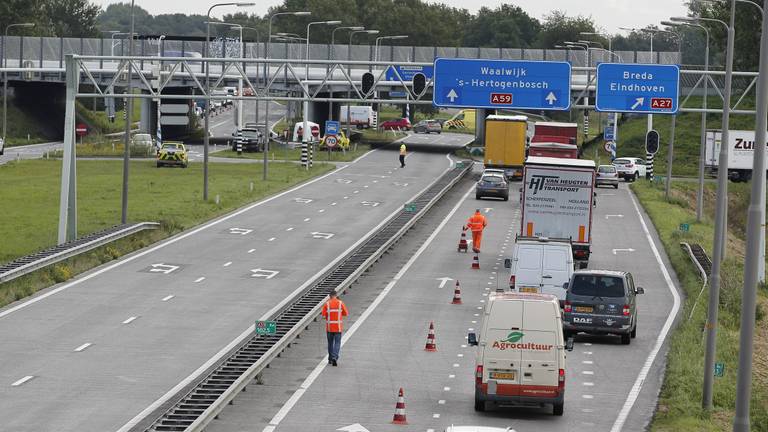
<box><xmin>509</xmin><ymin>275</ymin><xmax>516</xmax><ymax>289</ymax></box>
<box><xmin>623</xmin><ymin>305</ymin><xmax>631</xmax><ymax>316</ymax></box>
<box><xmin>558</xmin><ymin>368</ymin><xmax>565</xmax><ymax>391</ymax></box>
<box><xmin>626</xmin><ymin>163</ymin><xmax>634</xmax><ymax>168</ymax></box>
<box><xmin>476</xmin><ymin>365</ymin><xmax>484</xmax><ymax>385</ymax></box>
<box><xmin>564</xmin><ymin>301</ymin><xmax>572</xmax><ymax>313</ymax></box>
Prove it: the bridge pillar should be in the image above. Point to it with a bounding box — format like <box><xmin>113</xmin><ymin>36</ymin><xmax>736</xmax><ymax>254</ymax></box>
<box><xmin>475</xmin><ymin>109</ymin><xmax>487</xmax><ymax>147</ymax></box>
<box><xmin>309</xmin><ymin>99</ymin><xmax>333</xmax><ymax>135</ymax></box>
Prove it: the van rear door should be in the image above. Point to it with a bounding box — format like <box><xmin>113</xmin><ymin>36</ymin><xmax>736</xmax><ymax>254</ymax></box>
<box><xmin>541</xmin><ymin>246</ymin><xmax>570</xmax><ymax>300</ymax></box>
<box><xmin>520</xmin><ymin>301</ymin><xmax>560</xmax><ymax>398</ymax></box>
<box><xmin>482</xmin><ymin>300</ymin><xmax>524</xmax><ymax>397</ymax></box>
<box><xmin>513</xmin><ymin>244</ymin><xmax>542</xmax><ymax>294</ymax></box>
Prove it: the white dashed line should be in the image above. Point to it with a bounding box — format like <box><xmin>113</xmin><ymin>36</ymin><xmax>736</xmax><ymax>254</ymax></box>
<box><xmin>433</xmin><ymin>414</ymin><xmax>440</xmax><ymax>418</ymax></box>
<box><xmin>449</xmin><ymin>374</ymin><xmax>455</xmax><ymax>379</ymax></box>
<box><xmin>468</xmin><ymin>328</ymin><xmax>474</xmax><ymax>331</ymax></box>
<box><xmin>11</xmin><ymin>376</ymin><xmax>34</xmax><ymax>387</ymax></box>
<box><xmin>304</xmin><ymin>218</ymin><xmax>311</xmax><ymax>222</ymax></box>
<box><xmin>443</xmin><ymin>387</ymin><xmax>451</xmax><ymax>391</ymax></box>
<box><xmin>582</xmin><ymin>371</ymin><xmax>594</xmax><ymax>375</ymax></box>
<box><xmin>584</xmin><ymin>351</ymin><xmax>593</xmax><ymax>355</ymax></box>
<box><xmin>343</xmin><ymin>196</ymin><xmax>349</xmax><ymax>199</ymax></box>
<box><xmin>584</xmin><ymin>343</ymin><xmax>593</xmax><ymax>346</ymax></box>
<box><xmin>583</xmin><ymin>408</ymin><xmax>595</xmax><ymax>413</ymax></box>
<box><xmin>74</xmin><ymin>343</ymin><xmax>92</xmax><ymax>352</ymax></box>
<box><xmin>331</xmin><ymin>202</ymin><xmax>337</xmax><ymax>206</ymax></box>
<box><xmin>453</xmin><ymin>363</ymin><xmax>460</xmax><ymax>367</ymax></box>
<box><xmin>162</xmin><ymin>295</ymin><xmax>174</xmax><ymax>302</ymax></box>
<box><xmin>363</xmin><ymin>185</ymin><xmax>369</xmax><ymax>188</ymax></box>
<box><xmin>286</xmin><ymin>227</ymin><xmax>294</xmax><ymax>231</ymax></box>
<box><xmin>318</xmin><ymin>209</ymin><xmax>325</xmax><ymax>213</ymax></box>
<box><xmin>471</xmin><ymin>320</ymin><xmax>477</xmax><ymax>324</ymax></box>
<box><xmin>438</xmin><ymin>400</ymin><xmax>446</xmax><ymax>404</ymax></box>
<box><xmin>248</xmin><ymin>249</ymin><xmax>255</xmax><ymax>253</ymax></box>
<box><xmin>583</xmin><ymin>360</ymin><xmax>594</xmax><ymax>365</ymax></box>
<box><xmin>353</xmin><ymin>190</ymin><xmax>359</xmax><ymax>194</ymax></box>
<box><xmin>583</xmin><ymin>382</ymin><xmax>595</xmax><ymax>386</ymax></box>
<box><xmin>583</xmin><ymin>395</ymin><xmax>595</xmax><ymax>399</ymax></box>
<box><xmin>457</xmin><ymin>353</ymin><xmax>464</xmax><ymax>357</ymax></box>
<box><xmin>122</xmin><ymin>316</ymin><xmax>137</xmax><ymax>324</ymax></box>
<box><xmin>223</xmin><ymin>262</ymin><xmax>232</xmax><ymax>267</ymax></box>
<box><xmin>268</xmin><ymin>237</ymin><xmax>276</xmax><ymax>242</ymax></box>
<box><xmin>195</xmin><ymin>277</ymin><xmax>206</xmax><ymax>283</ymax></box>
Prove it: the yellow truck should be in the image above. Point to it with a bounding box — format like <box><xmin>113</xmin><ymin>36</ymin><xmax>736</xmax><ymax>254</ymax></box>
<box><xmin>483</xmin><ymin>115</ymin><xmax>528</xmax><ymax>179</ymax></box>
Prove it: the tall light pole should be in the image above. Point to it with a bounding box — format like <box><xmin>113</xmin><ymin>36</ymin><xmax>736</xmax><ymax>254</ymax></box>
<box><xmin>121</xmin><ymin>0</ymin><xmax>135</xmax><ymax>224</ymax></box>
<box><xmin>203</xmin><ymin>2</ymin><xmax>254</xmax><ymax>202</ymax></box>
<box><xmin>346</xmin><ymin>29</ymin><xmax>379</xmax><ymax>139</ymax></box>
<box><xmin>264</xmin><ymin>10</ymin><xmax>311</xmax><ymax>180</ymax></box>
<box><xmin>579</xmin><ymin>31</ymin><xmax>613</xmax><ymax>53</ymax></box>
<box><xmin>303</xmin><ymin>20</ymin><xmax>342</xmax><ymax>155</ymax></box>
<box><xmin>374</xmin><ymin>35</ymin><xmax>408</xmax><ymax>62</ymax></box>
<box><xmin>674</xmin><ymin>5</ymin><xmax>736</xmax><ymax>411</ymax></box>
<box><xmin>3</xmin><ymin>22</ymin><xmax>35</xmax><ymax>154</ymax></box>
<box><xmin>239</xmin><ymin>25</ymin><xmax>260</xmax><ymax>125</ymax></box>
<box><xmin>328</xmin><ymin>26</ymin><xmax>363</xmax><ymax>121</ymax></box>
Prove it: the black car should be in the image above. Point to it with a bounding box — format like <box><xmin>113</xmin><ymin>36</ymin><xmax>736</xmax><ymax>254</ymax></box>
<box><xmin>562</xmin><ymin>270</ymin><xmax>644</xmax><ymax>345</ymax></box>
<box><xmin>232</xmin><ymin>128</ymin><xmax>264</xmax><ymax>152</ymax></box>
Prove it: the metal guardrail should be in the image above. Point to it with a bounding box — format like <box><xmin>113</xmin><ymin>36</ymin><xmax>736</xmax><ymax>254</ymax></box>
<box><xmin>0</xmin><ymin>222</ymin><xmax>160</xmax><ymax>284</ymax></box>
<box><xmin>139</xmin><ymin>160</ymin><xmax>472</xmax><ymax>432</ymax></box>
<box><xmin>680</xmin><ymin>242</ymin><xmax>712</xmax><ymax>322</ymax></box>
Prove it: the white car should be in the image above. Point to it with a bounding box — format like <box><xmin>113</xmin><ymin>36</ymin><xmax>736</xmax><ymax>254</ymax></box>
<box><xmin>613</xmin><ymin>157</ymin><xmax>647</xmax><ymax>182</ymax></box>
<box><xmin>0</xmin><ymin>137</ymin><xmax>4</xmax><ymax>155</ymax></box>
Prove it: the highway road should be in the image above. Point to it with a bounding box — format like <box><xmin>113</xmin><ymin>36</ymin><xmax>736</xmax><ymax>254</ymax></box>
<box><xmin>203</xmin><ymin>178</ymin><xmax>680</xmax><ymax>432</ymax></box>
<box><xmin>0</xmin><ymin>135</ymin><xmax>473</xmax><ymax>432</ymax></box>
<box><xmin>0</xmin><ymin>140</ymin><xmax>63</xmax><ymax>165</ymax></box>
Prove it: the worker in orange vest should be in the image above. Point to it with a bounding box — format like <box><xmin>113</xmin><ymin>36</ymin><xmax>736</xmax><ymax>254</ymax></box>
<box><xmin>321</xmin><ymin>290</ymin><xmax>349</xmax><ymax>366</ymax></box>
<box><xmin>465</xmin><ymin>209</ymin><xmax>487</xmax><ymax>253</ymax></box>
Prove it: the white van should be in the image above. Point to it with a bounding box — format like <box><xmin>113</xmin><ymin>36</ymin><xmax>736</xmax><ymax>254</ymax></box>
<box><xmin>505</xmin><ymin>237</ymin><xmax>573</xmax><ymax>305</ymax></box>
<box><xmin>468</xmin><ymin>292</ymin><xmax>573</xmax><ymax>415</ymax></box>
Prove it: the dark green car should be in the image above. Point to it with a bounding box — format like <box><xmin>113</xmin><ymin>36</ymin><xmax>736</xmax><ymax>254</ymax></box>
<box><xmin>562</xmin><ymin>270</ymin><xmax>644</xmax><ymax>345</ymax></box>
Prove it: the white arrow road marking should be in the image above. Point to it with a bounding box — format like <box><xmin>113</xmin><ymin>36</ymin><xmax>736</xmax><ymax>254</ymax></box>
<box><xmin>228</xmin><ymin>228</ymin><xmax>252</xmax><ymax>235</ymax></box>
<box><xmin>436</xmin><ymin>277</ymin><xmax>454</xmax><ymax>289</ymax></box>
<box><xmin>336</xmin><ymin>424</ymin><xmax>371</xmax><ymax>432</ymax></box>
<box><xmin>149</xmin><ymin>263</ymin><xmax>179</xmax><ymax>274</ymax></box>
<box><xmin>360</xmin><ymin>201</ymin><xmax>380</xmax><ymax>207</ymax></box>
<box><xmin>631</xmin><ymin>97</ymin><xmax>645</xmax><ymax>110</ymax></box>
<box><xmin>250</xmin><ymin>268</ymin><xmax>280</xmax><ymax>279</ymax></box>
<box><xmin>122</xmin><ymin>316</ymin><xmax>137</xmax><ymax>325</ymax></box>
<box><xmin>11</xmin><ymin>376</ymin><xmax>34</xmax><ymax>387</ymax></box>
<box><xmin>311</xmin><ymin>232</ymin><xmax>334</xmax><ymax>239</ymax></box>
<box><xmin>74</xmin><ymin>343</ymin><xmax>92</xmax><ymax>352</ymax></box>
<box><xmin>545</xmin><ymin>91</ymin><xmax>557</xmax><ymax>105</ymax></box>
<box><xmin>447</xmin><ymin>88</ymin><xmax>458</xmax><ymax>102</ymax></box>
<box><xmin>293</xmin><ymin>198</ymin><xmax>313</xmax><ymax>203</ymax></box>
<box><xmin>612</xmin><ymin>248</ymin><xmax>636</xmax><ymax>255</ymax></box>
<box><xmin>483</xmin><ymin>207</ymin><xmax>493</xmax><ymax>213</ymax></box>
<box><xmin>605</xmin><ymin>214</ymin><xmax>624</xmax><ymax>219</ymax></box>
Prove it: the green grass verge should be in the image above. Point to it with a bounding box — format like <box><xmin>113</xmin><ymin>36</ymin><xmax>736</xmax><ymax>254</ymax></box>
<box><xmin>76</xmin><ymin>100</ymin><xmax>142</xmax><ymax>135</ymax></box>
<box><xmin>49</xmin><ymin>140</ymin><xmax>156</xmax><ymax>158</ymax></box>
<box><xmin>631</xmin><ymin>180</ymin><xmax>768</xmax><ymax>431</ymax></box>
<box><xmin>213</xmin><ymin>143</ymin><xmax>371</xmax><ymax>163</ymax></box>
<box><xmin>0</xmin><ymin>159</ymin><xmax>333</xmax><ymax>286</ymax></box>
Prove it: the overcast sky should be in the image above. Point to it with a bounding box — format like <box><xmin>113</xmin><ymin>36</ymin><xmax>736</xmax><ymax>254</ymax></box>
<box><xmin>92</xmin><ymin>0</ymin><xmax>690</xmax><ymax>34</ymax></box>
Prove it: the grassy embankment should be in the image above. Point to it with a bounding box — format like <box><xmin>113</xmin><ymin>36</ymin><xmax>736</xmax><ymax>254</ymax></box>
<box><xmin>2</xmin><ymin>102</ymin><xmax>51</xmax><ymax>146</ymax></box>
<box><xmin>0</xmin><ymin>159</ymin><xmax>333</xmax><ymax>308</ymax></box>
<box><xmin>631</xmin><ymin>180</ymin><xmax>768</xmax><ymax>431</ymax></box>
<box><xmin>213</xmin><ymin>143</ymin><xmax>371</xmax><ymax>163</ymax></box>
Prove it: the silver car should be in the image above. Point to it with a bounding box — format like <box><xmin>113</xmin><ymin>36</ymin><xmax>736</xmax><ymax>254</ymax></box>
<box><xmin>476</xmin><ymin>174</ymin><xmax>509</xmax><ymax>201</ymax></box>
<box><xmin>413</xmin><ymin>119</ymin><xmax>442</xmax><ymax>134</ymax></box>
<box><xmin>596</xmin><ymin>164</ymin><xmax>619</xmax><ymax>188</ymax></box>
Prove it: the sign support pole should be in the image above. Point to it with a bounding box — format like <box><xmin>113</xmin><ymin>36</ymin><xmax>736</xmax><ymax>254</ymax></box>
<box><xmin>665</xmin><ymin>115</ymin><xmax>676</xmax><ymax>199</ymax></box>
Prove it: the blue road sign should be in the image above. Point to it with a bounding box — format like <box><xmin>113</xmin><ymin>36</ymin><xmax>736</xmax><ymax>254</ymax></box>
<box><xmin>604</xmin><ymin>126</ymin><xmax>615</xmax><ymax>141</ymax></box>
<box><xmin>389</xmin><ymin>91</ymin><xmax>407</xmax><ymax>97</ymax></box>
<box><xmin>432</xmin><ymin>58</ymin><xmax>571</xmax><ymax>110</ymax></box>
<box><xmin>385</xmin><ymin>65</ymin><xmax>434</xmax><ymax>81</ymax></box>
<box><xmin>596</xmin><ymin>63</ymin><xmax>680</xmax><ymax>114</ymax></box>
<box><xmin>325</xmin><ymin>120</ymin><xmax>340</xmax><ymax>136</ymax></box>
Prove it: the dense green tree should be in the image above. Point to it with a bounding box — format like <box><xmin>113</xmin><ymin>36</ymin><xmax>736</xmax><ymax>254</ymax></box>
<box><xmin>535</xmin><ymin>11</ymin><xmax>598</xmax><ymax>49</ymax></box>
<box><xmin>44</xmin><ymin>0</ymin><xmax>101</xmax><ymax>37</ymax></box>
<box><xmin>686</xmin><ymin>0</ymin><xmax>761</xmax><ymax>71</ymax></box>
<box><xmin>462</xmin><ymin>5</ymin><xmax>539</xmax><ymax>48</ymax></box>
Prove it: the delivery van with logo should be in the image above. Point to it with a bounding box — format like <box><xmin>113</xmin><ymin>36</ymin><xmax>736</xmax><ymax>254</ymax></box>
<box><xmin>468</xmin><ymin>292</ymin><xmax>573</xmax><ymax>415</ymax></box>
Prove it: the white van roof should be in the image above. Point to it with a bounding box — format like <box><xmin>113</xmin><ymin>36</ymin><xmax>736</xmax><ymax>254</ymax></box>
<box><xmin>488</xmin><ymin>292</ymin><xmax>559</xmax><ymax>303</ymax></box>
<box><xmin>486</xmin><ymin>114</ymin><xmax>528</xmax><ymax>122</ymax></box>
<box><xmin>525</xmin><ymin>156</ymin><xmax>596</xmax><ymax>169</ymax></box>
<box><xmin>534</xmin><ymin>121</ymin><xmax>577</xmax><ymax>128</ymax></box>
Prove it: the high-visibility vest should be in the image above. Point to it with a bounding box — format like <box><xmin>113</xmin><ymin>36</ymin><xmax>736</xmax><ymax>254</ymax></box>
<box><xmin>322</xmin><ymin>298</ymin><xmax>348</xmax><ymax>332</ymax></box>
<box><xmin>466</xmin><ymin>213</ymin><xmax>487</xmax><ymax>232</ymax></box>
<box><xmin>400</xmin><ymin>144</ymin><xmax>406</xmax><ymax>156</ymax></box>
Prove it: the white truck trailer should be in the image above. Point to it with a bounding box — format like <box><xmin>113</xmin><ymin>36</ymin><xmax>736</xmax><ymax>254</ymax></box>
<box><xmin>705</xmin><ymin>129</ymin><xmax>768</xmax><ymax>182</ymax></box>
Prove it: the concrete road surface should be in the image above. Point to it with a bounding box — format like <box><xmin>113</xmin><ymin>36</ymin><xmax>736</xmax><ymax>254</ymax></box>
<box><xmin>0</xmin><ymin>142</ymin><xmax>461</xmax><ymax>432</ymax></box>
<box><xmin>0</xmin><ymin>141</ymin><xmax>63</xmax><ymax>165</ymax></box>
<box><xmin>204</xmin><ymin>179</ymin><xmax>680</xmax><ymax>432</ymax></box>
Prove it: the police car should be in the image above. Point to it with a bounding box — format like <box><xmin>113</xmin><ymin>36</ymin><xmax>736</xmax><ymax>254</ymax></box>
<box><xmin>156</xmin><ymin>142</ymin><xmax>189</xmax><ymax>168</ymax></box>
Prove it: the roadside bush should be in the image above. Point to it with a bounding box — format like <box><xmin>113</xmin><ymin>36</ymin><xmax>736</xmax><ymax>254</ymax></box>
<box><xmin>51</xmin><ymin>264</ymin><xmax>72</xmax><ymax>283</ymax></box>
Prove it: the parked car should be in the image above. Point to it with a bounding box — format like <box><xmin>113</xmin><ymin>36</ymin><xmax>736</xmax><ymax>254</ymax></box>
<box><xmin>413</xmin><ymin>119</ymin><xmax>442</xmax><ymax>134</ymax></box>
<box><xmin>562</xmin><ymin>270</ymin><xmax>644</xmax><ymax>345</ymax></box>
<box><xmin>596</xmin><ymin>164</ymin><xmax>620</xmax><ymax>188</ymax></box>
<box><xmin>505</xmin><ymin>237</ymin><xmax>574</xmax><ymax>305</ymax></box>
<box><xmin>613</xmin><ymin>157</ymin><xmax>647</xmax><ymax>182</ymax></box>
<box><xmin>379</xmin><ymin>117</ymin><xmax>412</xmax><ymax>131</ymax></box>
<box><xmin>468</xmin><ymin>292</ymin><xmax>573</xmax><ymax>415</ymax></box>
<box><xmin>132</xmin><ymin>133</ymin><xmax>155</xmax><ymax>149</ymax></box>
<box><xmin>475</xmin><ymin>173</ymin><xmax>509</xmax><ymax>201</ymax></box>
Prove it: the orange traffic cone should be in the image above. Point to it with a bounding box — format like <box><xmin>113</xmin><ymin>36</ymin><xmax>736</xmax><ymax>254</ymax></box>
<box><xmin>471</xmin><ymin>253</ymin><xmax>480</xmax><ymax>269</ymax></box>
<box><xmin>392</xmin><ymin>387</ymin><xmax>408</xmax><ymax>424</ymax></box>
<box><xmin>451</xmin><ymin>280</ymin><xmax>463</xmax><ymax>304</ymax></box>
<box><xmin>458</xmin><ymin>229</ymin><xmax>468</xmax><ymax>252</ymax></box>
<box><xmin>424</xmin><ymin>321</ymin><xmax>437</xmax><ymax>351</ymax></box>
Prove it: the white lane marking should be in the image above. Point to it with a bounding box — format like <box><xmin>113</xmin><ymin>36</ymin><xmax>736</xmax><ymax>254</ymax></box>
<box><xmin>318</xmin><ymin>209</ymin><xmax>325</xmax><ymax>213</ymax></box>
<box><xmin>127</xmin><ymin>155</ymin><xmax>456</xmax><ymax>432</ymax></box>
<box><xmin>584</xmin><ymin>382</ymin><xmax>595</xmax><ymax>386</ymax></box>
<box><xmin>262</xmin><ymin>183</ymin><xmax>472</xmax><ymax>432</ymax></box>
<box><xmin>468</xmin><ymin>328</ymin><xmax>475</xmax><ymax>331</ymax></box>
<box><xmin>449</xmin><ymin>374</ymin><xmax>455</xmax><ymax>378</ymax></box>
<box><xmin>457</xmin><ymin>354</ymin><xmax>464</xmax><ymax>357</ymax></box>
<box><xmin>304</xmin><ymin>218</ymin><xmax>311</xmax><ymax>222</ymax></box>
<box><xmin>74</xmin><ymin>343</ymin><xmax>92</xmax><ymax>352</ymax></box>
<box><xmin>584</xmin><ymin>351</ymin><xmax>593</xmax><ymax>355</ymax></box>
<box><xmin>161</xmin><ymin>295</ymin><xmax>174</xmax><ymax>302</ymax></box>
<box><xmin>122</xmin><ymin>316</ymin><xmax>138</xmax><ymax>325</ymax></box>
<box><xmin>331</xmin><ymin>202</ymin><xmax>337</xmax><ymax>206</ymax></box>
<box><xmin>443</xmin><ymin>387</ymin><xmax>451</xmax><ymax>391</ymax></box>
<box><xmin>611</xmin><ymin>189</ymin><xmax>681</xmax><ymax>432</ymax></box>
<box><xmin>11</xmin><ymin>376</ymin><xmax>34</xmax><ymax>387</ymax></box>
<box><xmin>268</xmin><ymin>237</ymin><xmax>276</xmax><ymax>242</ymax></box>
<box><xmin>286</xmin><ymin>227</ymin><xmax>294</xmax><ymax>231</ymax></box>
<box><xmin>353</xmin><ymin>190</ymin><xmax>360</xmax><ymax>194</ymax></box>
<box><xmin>248</xmin><ymin>249</ymin><xmax>256</xmax><ymax>253</ymax></box>
<box><xmin>195</xmin><ymin>277</ymin><xmax>206</xmax><ymax>283</ymax></box>
<box><xmin>583</xmin><ymin>360</ymin><xmax>594</xmax><ymax>365</ymax></box>
<box><xmin>582</xmin><ymin>371</ymin><xmax>594</xmax><ymax>375</ymax></box>
<box><xmin>363</xmin><ymin>185</ymin><xmax>369</xmax><ymax>188</ymax></box>
<box><xmin>433</xmin><ymin>414</ymin><xmax>440</xmax><ymax>418</ymax></box>
<box><xmin>438</xmin><ymin>400</ymin><xmax>446</xmax><ymax>404</ymax></box>
<box><xmin>343</xmin><ymin>196</ymin><xmax>349</xmax><ymax>199</ymax></box>
<box><xmin>584</xmin><ymin>343</ymin><xmax>593</xmax><ymax>346</ymax></box>
<box><xmin>583</xmin><ymin>395</ymin><xmax>594</xmax><ymax>399</ymax></box>
<box><xmin>0</xmin><ymin>152</ymin><xmax>370</xmax><ymax>321</ymax></box>
<box><xmin>223</xmin><ymin>262</ymin><xmax>232</xmax><ymax>267</ymax></box>
<box><xmin>583</xmin><ymin>408</ymin><xmax>595</xmax><ymax>413</ymax></box>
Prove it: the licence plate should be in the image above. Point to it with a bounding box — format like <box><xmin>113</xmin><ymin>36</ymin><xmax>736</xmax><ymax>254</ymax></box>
<box><xmin>490</xmin><ymin>372</ymin><xmax>516</xmax><ymax>380</ymax></box>
<box><xmin>575</xmin><ymin>306</ymin><xmax>593</xmax><ymax>313</ymax></box>
<box><xmin>520</xmin><ymin>287</ymin><xmax>538</xmax><ymax>293</ymax></box>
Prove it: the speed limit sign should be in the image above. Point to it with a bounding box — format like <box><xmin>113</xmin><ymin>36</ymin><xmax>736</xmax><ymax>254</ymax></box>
<box><xmin>325</xmin><ymin>136</ymin><xmax>338</xmax><ymax>148</ymax></box>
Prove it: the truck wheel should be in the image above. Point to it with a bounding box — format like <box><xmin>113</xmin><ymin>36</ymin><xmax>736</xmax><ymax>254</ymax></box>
<box><xmin>621</xmin><ymin>333</ymin><xmax>631</xmax><ymax>345</ymax></box>
<box><xmin>475</xmin><ymin>194</ymin><xmax>482</xmax><ymax>200</ymax></box>
<box><xmin>631</xmin><ymin>322</ymin><xmax>637</xmax><ymax>339</ymax></box>
<box><xmin>553</xmin><ymin>402</ymin><xmax>564</xmax><ymax>416</ymax></box>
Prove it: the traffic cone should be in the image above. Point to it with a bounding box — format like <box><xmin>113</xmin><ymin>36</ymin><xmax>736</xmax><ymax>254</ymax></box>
<box><xmin>451</xmin><ymin>280</ymin><xmax>463</xmax><ymax>304</ymax></box>
<box><xmin>392</xmin><ymin>387</ymin><xmax>408</xmax><ymax>424</ymax></box>
<box><xmin>424</xmin><ymin>321</ymin><xmax>437</xmax><ymax>351</ymax></box>
<box><xmin>458</xmin><ymin>229</ymin><xmax>468</xmax><ymax>252</ymax></box>
<box><xmin>471</xmin><ymin>253</ymin><xmax>480</xmax><ymax>269</ymax></box>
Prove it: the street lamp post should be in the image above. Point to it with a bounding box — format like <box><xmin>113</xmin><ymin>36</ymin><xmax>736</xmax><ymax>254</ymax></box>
<box><xmin>346</xmin><ymin>29</ymin><xmax>379</xmax><ymax>139</ymax></box>
<box><xmin>239</xmin><ymin>26</ymin><xmax>260</xmax><ymax>125</ymax></box>
<box><xmin>673</xmin><ymin>4</ymin><xmax>737</xmax><ymax>411</ymax></box>
<box><xmin>264</xmin><ymin>11</ymin><xmax>311</xmax><ymax>180</ymax></box>
<box><xmin>121</xmin><ymin>0</ymin><xmax>135</xmax><ymax>224</ymax></box>
<box><xmin>374</xmin><ymin>35</ymin><xmax>408</xmax><ymax>62</ymax></box>
<box><xmin>3</xmin><ymin>22</ymin><xmax>35</xmax><ymax>155</ymax></box>
<box><xmin>204</xmin><ymin>3</ymin><xmax>254</xmax><ymax>201</ymax></box>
